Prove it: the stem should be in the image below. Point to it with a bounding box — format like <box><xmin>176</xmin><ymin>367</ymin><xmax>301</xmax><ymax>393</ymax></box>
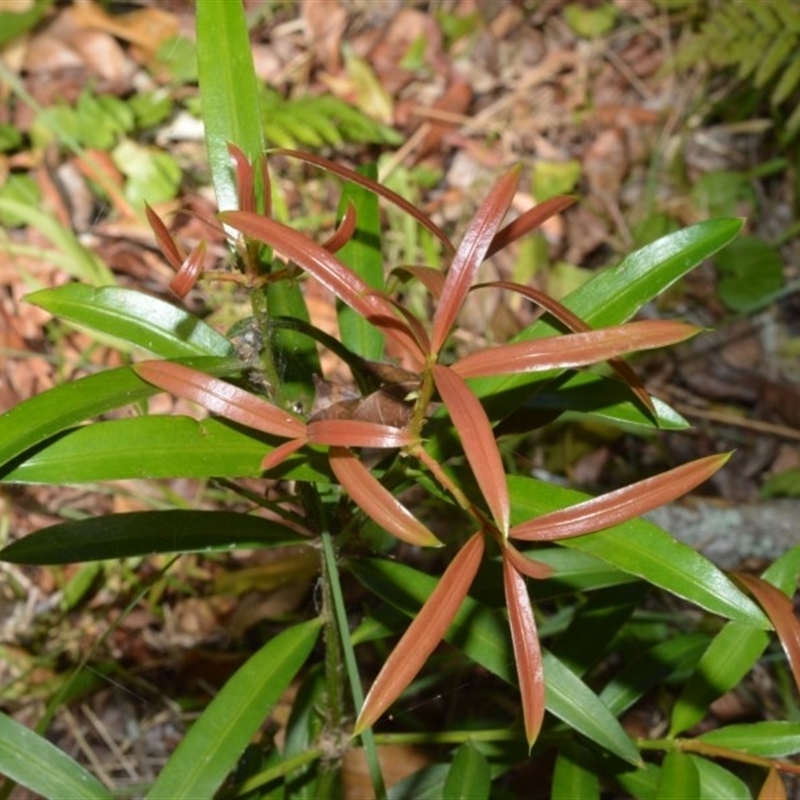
<box><xmin>249</xmin><ymin>284</ymin><xmax>282</xmax><ymax>399</ymax></box>
<box><xmin>320</xmin><ymin>529</ymin><xmax>387</xmax><ymax>800</ymax></box>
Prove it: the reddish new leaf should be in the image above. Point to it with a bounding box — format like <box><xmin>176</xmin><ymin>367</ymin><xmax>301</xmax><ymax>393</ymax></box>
<box><xmin>329</xmin><ymin>447</ymin><xmax>442</xmax><ymax>547</ymax></box>
<box><xmin>322</xmin><ymin>200</ymin><xmax>357</xmax><ymax>254</ymax></box>
<box><xmin>433</xmin><ymin>365</ymin><xmax>509</xmax><ymax>535</ymax></box>
<box><xmin>260</xmin><ymin>437</ymin><xmax>308</xmax><ymax>472</ymax></box>
<box><xmin>170</xmin><ymin>240</ymin><xmax>206</xmax><ymax>298</ymax></box>
<box><xmin>759</xmin><ymin>767</ymin><xmax>787</xmax><ymax>800</ymax></box>
<box><xmin>355</xmin><ymin>531</ymin><xmax>485</xmax><ymax>733</ymax></box>
<box><xmin>476</xmin><ymin>279</ymin><xmax>655</xmax><ymax>413</ymax></box>
<box><xmin>504</xmin><ymin>543</ymin><xmax>553</xmax><ymax>580</ymax></box>
<box><xmin>145</xmin><ymin>202</ymin><xmax>183</xmax><ymax>271</ymax></box>
<box><xmin>134</xmin><ymin>361</ymin><xmax>306</xmax><ymax>439</ymax></box>
<box><xmin>430</xmin><ymin>165</ymin><xmax>521</xmax><ymax>354</ymax></box>
<box><xmin>307</xmin><ymin>418</ymin><xmax>414</xmax><ymax>449</ymax></box>
<box><xmin>220</xmin><ymin>211</ymin><xmax>423</xmax><ymax>363</ymax></box>
<box><xmin>486</xmin><ymin>195</ymin><xmax>577</xmax><ymax>259</ymax></box>
<box><xmin>735</xmin><ymin>573</ymin><xmax>800</xmax><ymax>696</ymax></box>
<box><xmin>273</xmin><ymin>148</ymin><xmax>455</xmax><ymax>256</ymax></box>
<box><xmin>228</xmin><ymin>143</ymin><xmax>272</xmax><ymax>216</ymax></box>
<box><xmin>503</xmin><ymin>551</ymin><xmax>545</xmax><ymax>748</ymax></box>
<box><xmin>510</xmin><ymin>453</ymin><xmax>731</xmax><ymax>541</ymax></box>
<box><xmin>452</xmin><ymin>320</ymin><xmax>700</xmax><ymax>379</ymax></box>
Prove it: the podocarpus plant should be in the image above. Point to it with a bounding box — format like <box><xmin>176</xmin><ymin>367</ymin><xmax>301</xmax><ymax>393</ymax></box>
<box><xmin>2</xmin><ymin>3</ymin><xmax>800</xmax><ymax>799</ymax></box>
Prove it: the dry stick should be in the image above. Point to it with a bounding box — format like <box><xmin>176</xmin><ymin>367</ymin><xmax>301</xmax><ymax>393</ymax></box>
<box><xmin>675</xmin><ymin>402</ymin><xmax>800</xmax><ymax>444</ymax></box>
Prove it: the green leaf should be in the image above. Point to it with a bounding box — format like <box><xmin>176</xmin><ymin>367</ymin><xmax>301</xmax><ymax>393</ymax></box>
<box><xmin>599</xmin><ymin>633</ymin><xmax>708</xmax><ymax>715</ymax></box>
<box><xmin>552</xmin><ymin>744</ymin><xmax>600</xmax><ymax>800</ymax></box>
<box><xmin>0</xmin><ymin>709</ymin><xmax>111</xmax><ymax>799</ymax></box>
<box><xmin>443</xmin><ymin>742</ymin><xmax>491</xmax><ymax>800</ymax></box>
<box><xmin>0</xmin><ymin>416</ymin><xmax>327</xmax><ymax>484</ymax></box>
<box><xmin>0</xmin><ymin>358</ymin><xmax>237</xmax><ymax>469</ymax></box>
<box><xmin>0</xmin><ymin>510</ymin><xmax>306</xmax><ymax>565</ymax></box>
<box><xmin>669</xmin><ymin>547</ymin><xmax>800</xmax><ymax>735</ymax></box>
<box><xmin>26</xmin><ymin>285</ymin><xmax>234</xmax><ymax>358</ymax></box>
<box><xmin>507</xmin><ymin>475</ymin><xmax>768</xmax><ymax>628</ymax></box>
<box><xmin>656</xmin><ymin>750</ymin><xmax>699</xmax><ymax>800</ymax></box>
<box><xmin>112</xmin><ymin>139</ymin><xmax>182</xmax><ymax>206</ymax></box>
<box><xmin>472</xmin><ymin>218</ymin><xmax>744</xmax><ymax>407</ymax></box>
<box><xmin>196</xmin><ymin>0</ymin><xmax>264</xmax><ymax>211</ymax></box>
<box><xmin>698</xmin><ymin>721</ymin><xmax>800</xmax><ymax>758</ymax></box>
<box><xmin>689</xmin><ymin>756</ymin><xmax>750</xmax><ymax>800</ymax></box>
<box><xmin>350</xmin><ymin>558</ymin><xmax>641</xmax><ymax>765</ymax></box>
<box><xmin>146</xmin><ymin>619</ymin><xmax>321</xmax><ymax>800</ymax></box>
<box><xmin>336</xmin><ymin>164</ymin><xmax>386</xmax><ymax>361</ymax></box>
<box><xmin>527</xmin><ymin>371</ymin><xmax>689</xmax><ymax>431</ymax></box>
<box><xmin>0</xmin><ymin>0</ymin><xmax>51</xmax><ymax>46</ymax></box>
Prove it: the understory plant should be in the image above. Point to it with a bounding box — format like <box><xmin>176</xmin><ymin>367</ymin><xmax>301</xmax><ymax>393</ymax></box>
<box><xmin>2</xmin><ymin>3</ymin><xmax>800</xmax><ymax>799</ymax></box>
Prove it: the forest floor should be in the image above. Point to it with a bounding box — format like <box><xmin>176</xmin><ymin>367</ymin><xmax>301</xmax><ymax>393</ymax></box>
<box><xmin>1</xmin><ymin>0</ymin><xmax>800</xmax><ymax>795</ymax></box>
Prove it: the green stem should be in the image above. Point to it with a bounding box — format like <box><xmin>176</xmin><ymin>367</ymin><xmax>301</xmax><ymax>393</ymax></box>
<box><xmin>320</xmin><ymin>529</ymin><xmax>387</xmax><ymax>800</ymax></box>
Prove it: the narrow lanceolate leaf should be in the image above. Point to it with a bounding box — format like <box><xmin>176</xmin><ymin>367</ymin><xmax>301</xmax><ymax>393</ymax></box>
<box><xmin>505</xmin><ymin>543</ymin><xmax>554</xmax><ymax>580</ymax></box>
<box><xmin>170</xmin><ymin>240</ymin><xmax>206</xmax><ymax>298</ymax></box>
<box><xmin>391</xmin><ymin>265</ymin><xmax>446</xmax><ymax>300</ymax></box>
<box><xmin>145</xmin><ymin>202</ymin><xmax>183</xmax><ymax>270</ymax></box>
<box><xmin>503</xmin><ymin>553</ymin><xmax>545</xmax><ymax>748</ymax></box>
<box><xmin>26</xmin><ymin>285</ymin><xmax>234</xmax><ymax>359</ymax></box>
<box><xmin>475</xmin><ymin>280</ymin><xmax>656</xmax><ymax>416</ymax></box>
<box><xmin>324</xmin><ymin>199</ymin><xmax>358</xmax><ymax>254</ymax></box>
<box><xmin>147</xmin><ymin>620</ymin><xmax>321</xmax><ymax>800</ymax></box>
<box><xmin>134</xmin><ymin>361</ymin><xmax>306</xmax><ymax>439</ymax></box>
<box><xmin>433</xmin><ymin>365</ymin><xmax>509</xmax><ymax>535</ymax></box>
<box><xmin>0</xmin><ymin>711</ymin><xmax>111</xmax><ymax>799</ymax></box>
<box><xmin>735</xmin><ymin>572</ymin><xmax>800</xmax><ymax>694</ymax></box>
<box><xmin>485</xmin><ymin>195</ymin><xmax>577</xmax><ymax>258</ymax></box>
<box><xmin>307</xmin><ymin>419</ymin><xmax>414</xmax><ymax>449</ymax></box>
<box><xmin>329</xmin><ymin>447</ymin><xmax>442</xmax><ymax>547</ymax></box>
<box><xmin>657</xmin><ymin>750</ymin><xmax>700</xmax><ymax>800</ymax></box>
<box><xmin>273</xmin><ymin>149</ymin><xmax>455</xmax><ymax>256</ymax></box>
<box><xmin>220</xmin><ymin>211</ymin><xmax>424</xmax><ymax>365</ymax></box>
<box><xmin>510</xmin><ymin>453</ymin><xmax>730</xmax><ymax>541</ymax></box>
<box><xmin>430</xmin><ymin>165</ymin><xmax>521</xmax><ymax>354</ymax></box>
<box><xmin>453</xmin><ymin>320</ymin><xmax>700</xmax><ymax>379</ymax></box>
<box><xmin>354</xmin><ymin>532</ymin><xmax>485</xmax><ymax>734</ymax></box>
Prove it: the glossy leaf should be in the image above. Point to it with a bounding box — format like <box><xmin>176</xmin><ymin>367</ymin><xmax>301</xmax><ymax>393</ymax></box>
<box><xmin>273</xmin><ymin>149</ymin><xmax>455</xmax><ymax>256</ymax></box>
<box><xmin>453</xmin><ymin>320</ymin><xmax>699</xmax><ymax>379</ymax></box>
<box><xmin>196</xmin><ymin>0</ymin><xmax>264</xmax><ymax>211</ymax></box>
<box><xmin>26</xmin><ymin>285</ymin><xmax>234</xmax><ymax>358</ymax></box>
<box><xmin>431</xmin><ymin>165</ymin><xmax>520</xmax><ymax>353</ymax></box>
<box><xmin>169</xmin><ymin>240</ymin><xmax>206</xmax><ymax>298</ymax></box>
<box><xmin>220</xmin><ymin>211</ymin><xmax>423</xmax><ymax>363</ymax></box>
<box><xmin>0</xmin><ymin>361</ymin><xmax>229</xmax><ymax>468</ymax></box>
<box><xmin>354</xmin><ymin>532</ymin><xmax>484</xmax><ymax>734</ymax></box>
<box><xmin>669</xmin><ymin>548</ymin><xmax>800</xmax><ymax>736</ymax></box>
<box><xmin>350</xmin><ymin>558</ymin><xmax>641</xmax><ymax>764</ymax></box>
<box><xmin>485</xmin><ymin>195</ymin><xmax>577</xmax><ymax>258</ymax></box>
<box><xmin>433</xmin><ymin>365</ymin><xmax>509</xmax><ymax>534</ymax></box>
<box><xmin>147</xmin><ymin>619</ymin><xmax>320</xmax><ymax>799</ymax></box>
<box><xmin>0</xmin><ymin>710</ymin><xmax>111</xmax><ymax>799</ymax></box>
<box><xmin>735</xmin><ymin>572</ymin><xmax>800</xmax><ymax>693</ymax></box>
<box><xmin>443</xmin><ymin>742</ymin><xmax>491</xmax><ymax>800</ymax></box>
<box><xmin>0</xmin><ymin>416</ymin><xmax>326</xmax><ymax>484</ymax></box>
<box><xmin>134</xmin><ymin>361</ymin><xmax>306</xmax><ymax>439</ymax></box>
<box><xmin>329</xmin><ymin>447</ymin><xmax>442</xmax><ymax>547</ymax></box>
<box><xmin>504</xmin><ymin>543</ymin><xmax>553</xmax><ymax>580</ymax></box>
<box><xmin>470</xmin><ymin>218</ymin><xmax>744</xmax><ymax>405</ymax></box>
<box><xmin>0</xmin><ymin>510</ymin><xmax>306</xmax><ymax>565</ymax></box>
<box><xmin>507</xmin><ymin>474</ymin><xmax>768</xmax><ymax>627</ymax></box>
<box><xmin>510</xmin><ymin>453</ymin><xmax>730</xmax><ymax>541</ymax></box>
<box><xmin>656</xmin><ymin>750</ymin><xmax>700</xmax><ymax>800</ymax></box>
<box><xmin>391</xmin><ymin>265</ymin><xmax>446</xmax><ymax>299</ymax></box>
<box><xmin>503</xmin><ymin>552</ymin><xmax>545</xmax><ymax>748</ymax></box>
<box><xmin>307</xmin><ymin>419</ymin><xmax>413</xmax><ymax>449</ymax></box>
<box><xmin>698</xmin><ymin>722</ymin><xmax>800</xmax><ymax>758</ymax></box>
<box><xmin>145</xmin><ymin>202</ymin><xmax>184</xmax><ymax>270</ymax></box>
